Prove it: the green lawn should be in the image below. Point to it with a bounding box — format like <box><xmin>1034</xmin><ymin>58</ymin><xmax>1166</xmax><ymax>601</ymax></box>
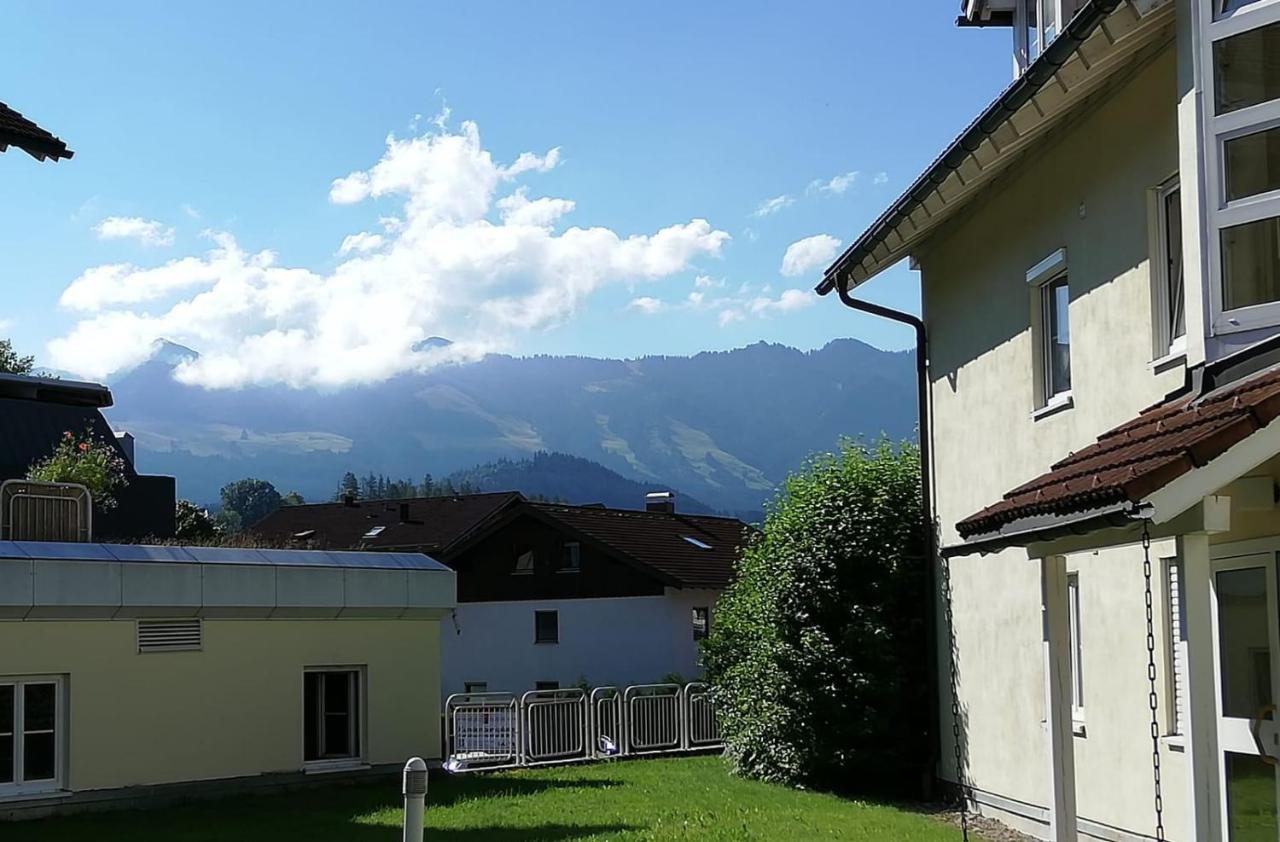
<box><xmin>7</xmin><ymin>756</ymin><xmax>973</xmax><ymax>841</ymax></box>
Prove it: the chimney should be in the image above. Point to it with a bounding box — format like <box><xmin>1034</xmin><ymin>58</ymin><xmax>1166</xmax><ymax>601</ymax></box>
<box><xmin>343</xmin><ymin>494</ymin><xmax>357</xmax><ymax>507</ymax></box>
<box><xmin>116</xmin><ymin>431</ymin><xmax>135</xmax><ymax>466</ymax></box>
<box><xmin>645</xmin><ymin>491</ymin><xmax>675</xmax><ymax>514</ymax></box>
<box><xmin>399</xmin><ymin>502</ymin><xmax>411</xmax><ymax>523</ymax></box>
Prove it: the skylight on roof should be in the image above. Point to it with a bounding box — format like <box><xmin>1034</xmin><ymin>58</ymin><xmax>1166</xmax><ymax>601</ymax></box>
<box><xmin>363</xmin><ymin>525</ymin><xmax>386</xmax><ymax>539</ymax></box>
<box><xmin>292</xmin><ymin>529</ymin><xmax>316</xmax><ymax>540</ymax></box>
<box><xmin>682</xmin><ymin>536</ymin><xmax>713</xmax><ymax>550</ymax></box>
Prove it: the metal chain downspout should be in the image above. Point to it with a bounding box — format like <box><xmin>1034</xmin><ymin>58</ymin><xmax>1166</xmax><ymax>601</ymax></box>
<box><xmin>942</xmin><ymin>554</ymin><xmax>969</xmax><ymax>841</ymax></box>
<box><xmin>1142</xmin><ymin>522</ymin><xmax>1166</xmax><ymax>841</ymax></box>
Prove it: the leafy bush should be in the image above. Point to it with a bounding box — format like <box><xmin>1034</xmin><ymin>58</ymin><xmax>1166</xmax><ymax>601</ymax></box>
<box><xmin>175</xmin><ymin>500</ymin><xmax>220</xmax><ymax>542</ymax></box>
<box><xmin>27</xmin><ymin>428</ymin><xmax>129</xmax><ymax>510</ymax></box>
<box><xmin>701</xmin><ymin>439</ymin><xmax>929</xmax><ymax>795</ymax></box>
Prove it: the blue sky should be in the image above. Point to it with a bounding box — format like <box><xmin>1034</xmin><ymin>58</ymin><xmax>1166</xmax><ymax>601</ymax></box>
<box><xmin>1</xmin><ymin>1</ymin><xmax>1011</xmax><ymax>387</ymax></box>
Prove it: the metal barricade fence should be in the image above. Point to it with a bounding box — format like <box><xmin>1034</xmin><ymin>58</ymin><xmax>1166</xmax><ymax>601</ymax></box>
<box><xmin>624</xmin><ymin>684</ymin><xmax>683</xmax><ymax>755</ymax></box>
<box><xmin>444</xmin><ymin>692</ymin><xmax>520</xmax><ymax>771</ymax></box>
<box><xmin>446</xmin><ymin>682</ymin><xmax>722</xmax><ymax>772</ymax></box>
<box><xmin>521</xmin><ymin>688</ymin><xmax>588</xmax><ymax>765</ymax></box>
<box><xmin>684</xmin><ymin>682</ymin><xmax>722</xmax><ymax>748</ymax></box>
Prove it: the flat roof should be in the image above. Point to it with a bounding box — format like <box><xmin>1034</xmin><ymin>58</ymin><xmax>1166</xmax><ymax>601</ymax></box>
<box><xmin>0</xmin><ymin>541</ymin><xmax>450</xmax><ymax>572</ymax></box>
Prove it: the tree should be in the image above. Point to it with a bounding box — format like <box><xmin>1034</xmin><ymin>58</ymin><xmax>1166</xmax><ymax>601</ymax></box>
<box><xmin>701</xmin><ymin>439</ymin><xmax>929</xmax><ymax>796</ymax></box>
<box><xmin>336</xmin><ymin>472</ymin><xmax>359</xmax><ymax>501</ymax></box>
<box><xmin>0</xmin><ymin>339</ymin><xmax>34</xmax><ymax>375</ymax></box>
<box><xmin>219</xmin><ymin>478</ymin><xmax>282</xmax><ymax>529</ymax></box>
<box><xmin>175</xmin><ymin>500</ymin><xmax>219</xmax><ymax>541</ymax></box>
<box><xmin>282</xmin><ymin>490</ymin><xmax>305</xmax><ymax>506</ymax></box>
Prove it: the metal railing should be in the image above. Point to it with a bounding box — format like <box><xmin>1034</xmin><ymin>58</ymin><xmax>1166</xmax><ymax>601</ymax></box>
<box><xmin>0</xmin><ymin>480</ymin><xmax>92</xmax><ymax>542</ymax></box>
<box><xmin>444</xmin><ymin>682</ymin><xmax>722</xmax><ymax>772</ymax></box>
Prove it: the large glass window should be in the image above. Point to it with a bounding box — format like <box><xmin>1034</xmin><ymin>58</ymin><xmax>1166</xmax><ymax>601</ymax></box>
<box><xmin>1043</xmin><ymin>275</ymin><xmax>1072</xmax><ymax>400</ymax></box>
<box><xmin>304</xmin><ymin>669</ymin><xmax>361</xmax><ymax>765</ymax></box>
<box><xmin>0</xmin><ymin>678</ymin><xmax>61</xmax><ymax>794</ymax></box>
<box><xmin>1225</xmin><ymin>126</ymin><xmax>1280</xmax><ymax>201</ymax></box>
<box><xmin>1215</xmin><ymin>21</ymin><xmax>1280</xmax><ymax>114</ymax></box>
<box><xmin>1222</xmin><ymin>217</ymin><xmax>1280</xmax><ymax>310</ymax></box>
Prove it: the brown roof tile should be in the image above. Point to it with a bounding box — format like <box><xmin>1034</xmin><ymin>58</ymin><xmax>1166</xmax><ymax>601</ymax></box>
<box><xmin>956</xmin><ymin>365</ymin><xmax>1280</xmax><ymax>539</ymax></box>
<box><xmin>0</xmin><ymin>102</ymin><xmax>73</xmax><ymax>161</ymax></box>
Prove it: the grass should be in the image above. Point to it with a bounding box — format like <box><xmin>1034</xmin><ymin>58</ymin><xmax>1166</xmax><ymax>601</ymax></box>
<box><xmin>7</xmin><ymin>755</ymin><xmax>974</xmax><ymax>841</ymax></box>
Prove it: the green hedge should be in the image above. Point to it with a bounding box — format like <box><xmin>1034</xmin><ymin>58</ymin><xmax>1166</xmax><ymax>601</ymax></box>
<box><xmin>702</xmin><ymin>439</ymin><xmax>931</xmax><ymax>794</ymax></box>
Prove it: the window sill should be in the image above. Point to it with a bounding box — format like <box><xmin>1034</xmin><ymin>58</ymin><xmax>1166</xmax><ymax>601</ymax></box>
<box><xmin>1149</xmin><ymin>348</ymin><xmax>1187</xmax><ymax>374</ymax></box>
<box><xmin>1072</xmin><ymin>720</ymin><xmax>1087</xmax><ymax>738</ymax></box>
<box><xmin>0</xmin><ymin>786</ymin><xmax>69</xmax><ymax>803</ymax></box>
<box><xmin>534</xmin><ymin>640</ymin><xmax>559</xmax><ymax>646</ymax></box>
<box><xmin>1032</xmin><ymin>392</ymin><xmax>1074</xmax><ymax>421</ymax></box>
<box><xmin>1161</xmin><ymin>734</ymin><xmax>1186</xmax><ymax>753</ymax></box>
<box><xmin>555</xmin><ymin>568</ymin><xmax>580</xmax><ymax>574</ymax></box>
<box><xmin>304</xmin><ymin>760</ymin><xmax>370</xmax><ymax>775</ymax></box>
<box><xmin>511</xmin><ymin>571</ymin><xmax>534</xmax><ymax>576</ymax></box>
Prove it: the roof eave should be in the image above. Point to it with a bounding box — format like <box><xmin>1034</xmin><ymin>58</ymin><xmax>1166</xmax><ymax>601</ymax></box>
<box><xmin>819</xmin><ymin>0</ymin><xmax>1170</xmax><ymax>296</ymax></box>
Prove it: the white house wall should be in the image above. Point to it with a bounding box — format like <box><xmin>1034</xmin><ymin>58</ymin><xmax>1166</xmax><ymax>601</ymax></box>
<box><xmin>439</xmin><ymin>588</ymin><xmax>719</xmax><ymax>697</ymax></box>
<box><xmin>917</xmin><ymin>44</ymin><xmax>1194</xmax><ymax>839</ymax></box>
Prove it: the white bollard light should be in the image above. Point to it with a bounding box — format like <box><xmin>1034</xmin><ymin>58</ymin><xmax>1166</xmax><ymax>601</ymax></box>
<box><xmin>403</xmin><ymin>756</ymin><xmax>428</xmax><ymax>842</ymax></box>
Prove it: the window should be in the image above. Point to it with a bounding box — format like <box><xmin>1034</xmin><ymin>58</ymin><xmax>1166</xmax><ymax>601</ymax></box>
<box><xmin>513</xmin><ymin>548</ymin><xmax>535</xmax><ymax>575</ymax></box>
<box><xmin>682</xmin><ymin>536</ymin><xmax>713</xmax><ymax>550</ymax></box>
<box><xmin>535</xmin><ymin>610</ymin><xmax>559</xmax><ymax>644</ymax></box>
<box><xmin>304</xmin><ymin>669</ymin><xmax>362</xmax><ymax>766</ymax></box>
<box><xmin>559</xmin><ymin>542</ymin><xmax>581</xmax><ymax>572</ymax></box>
<box><xmin>1028</xmin><ymin>249</ymin><xmax>1071</xmax><ymax>409</ymax></box>
<box><xmin>1153</xmin><ymin>179</ymin><xmax>1187</xmax><ymax>358</ymax></box>
<box><xmin>1014</xmin><ymin>1</ymin><xmax>1086</xmax><ymax>75</ymax></box>
<box><xmin>0</xmin><ymin>677</ymin><xmax>63</xmax><ymax>795</ymax></box>
<box><xmin>1067</xmin><ymin>574</ymin><xmax>1084</xmax><ymax>728</ymax></box>
<box><xmin>361</xmin><ymin>525</ymin><xmax>385</xmax><ymax>539</ymax></box>
<box><xmin>692</xmin><ymin>606</ymin><xmax>710</xmax><ymax>641</ymax></box>
<box><xmin>535</xmin><ymin>681</ymin><xmax>560</xmax><ymax>691</ymax></box>
<box><xmin>1201</xmin><ymin>6</ymin><xmax>1280</xmax><ymax>331</ymax></box>
<box><xmin>1166</xmin><ymin>558</ymin><xmax>1189</xmax><ymax>736</ymax></box>
<box><xmin>464</xmin><ymin>682</ymin><xmax>488</xmax><ymax>695</ymax></box>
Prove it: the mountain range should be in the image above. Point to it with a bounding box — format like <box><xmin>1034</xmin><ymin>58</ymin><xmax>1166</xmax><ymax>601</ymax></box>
<box><xmin>101</xmin><ymin>338</ymin><xmax>917</xmax><ymax>513</ymax></box>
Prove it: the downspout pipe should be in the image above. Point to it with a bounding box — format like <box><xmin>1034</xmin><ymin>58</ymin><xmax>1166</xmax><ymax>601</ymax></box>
<box><xmin>825</xmin><ymin>278</ymin><xmax>940</xmax><ymax>797</ymax></box>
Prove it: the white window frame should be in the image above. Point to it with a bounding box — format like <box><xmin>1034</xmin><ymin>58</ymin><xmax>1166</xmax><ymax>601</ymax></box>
<box><xmin>513</xmin><ymin>548</ymin><xmax>535</xmax><ymax>576</ymax></box>
<box><xmin>0</xmin><ymin>675</ymin><xmax>66</xmax><ymax>798</ymax></box>
<box><xmin>1013</xmin><ymin>0</ymin><xmax>1085</xmax><ymax>76</ymax></box>
<box><xmin>1152</xmin><ymin>176</ymin><xmax>1188</xmax><ymax>361</ymax></box>
<box><xmin>1199</xmin><ymin>0</ymin><xmax>1280</xmax><ymax>333</ymax></box>
<box><xmin>1067</xmin><ymin>574</ymin><xmax>1085</xmax><ymax>731</ymax></box>
<box><xmin>302</xmin><ymin>666</ymin><xmax>366</xmax><ymax>772</ymax></box>
<box><xmin>1028</xmin><ymin>249</ymin><xmax>1073</xmax><ymax>413</ymax></box>
<box><xmin>692</xmin><ymin>606</ymin><xmax>710</xmax><ymax>641</ymax></box>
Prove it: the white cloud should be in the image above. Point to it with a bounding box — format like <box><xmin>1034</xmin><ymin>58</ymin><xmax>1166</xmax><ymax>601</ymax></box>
<box><xmin>181</xmin><ymin>203</ymin><xmax>201</xmax><ymax>220</ymax></box>
<box><xmin>780</xmin><ymin>234</ymin><xmax>842</xmax><ymax>278</ymax></box>
<box><xmin>807</xmin><ymin>171</ymin><xmax>859</xmax><ymax>196</ymax></box>
<box><xmin>751</xmin><ymin>195</ymin><xmax>793</xmax><ymax>218</ymax></box>
<box><xmin>874</xmin><ymin>172</ymin><xmax>889</xmax><ymax>185</ymax></box>
<box><xmin>337</xmin><ymin>232</ymin><xmax>386</xmax><ymax>256</ymax></box>
<box><xmin>693</xmin><ymin>274</ymin><xmax>724</xmax><ymax>290</ymax></box>
<box><xmin>627</xmin><ymin>297</ymin><xmax>665</xmax><ymax>315</ymax></box>
<box><xmin>716</xmin><ymin>288</ymin><xmax>814</xmax><ymax>326</ymax></box>
<box><xmin>49</xmin><ymin>119</ymin><xmax>729</xmax><ymax>387</ymax></box>
<box><xmin>93</xmin><ymin>216</ymin><xmax>175</xmax><ymax>247</ymax></box>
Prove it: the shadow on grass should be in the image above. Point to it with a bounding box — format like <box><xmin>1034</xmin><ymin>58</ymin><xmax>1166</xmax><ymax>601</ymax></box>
<box><xmin>427</xmin><ymin>773</ymin><xmax>624</xmax><ymax>808</ymax></box>
<box><xmin>421</xmin><ymin>825</ymin><xmax>637</xmax><ymax>841</ymax></box>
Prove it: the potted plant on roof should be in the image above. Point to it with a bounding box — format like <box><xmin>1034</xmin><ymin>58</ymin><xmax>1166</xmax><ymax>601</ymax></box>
<box><xmin>27</xmin><ymin>427</ymin><xmax>129</xmax><ymax>510</ymax></box>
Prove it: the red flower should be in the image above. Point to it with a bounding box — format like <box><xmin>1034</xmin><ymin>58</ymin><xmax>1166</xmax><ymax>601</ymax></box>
<box><xmin>77</xmin><ymin>442</ymin><xmax>89</xmax><ymax>452</ymax></box>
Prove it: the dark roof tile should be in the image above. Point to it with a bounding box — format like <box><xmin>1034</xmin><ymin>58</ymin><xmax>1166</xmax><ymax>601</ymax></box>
<box><xmin>0</xmin><ymin>102</ymin><xmax>72</xmax><ymax>161</ymax></box>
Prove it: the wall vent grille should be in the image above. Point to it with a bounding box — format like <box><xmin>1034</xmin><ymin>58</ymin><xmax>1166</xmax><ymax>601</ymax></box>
<box><xmin>137</xmin><ymin>619</ymin><xmax>202</xmax><ymax>653</ymax></box>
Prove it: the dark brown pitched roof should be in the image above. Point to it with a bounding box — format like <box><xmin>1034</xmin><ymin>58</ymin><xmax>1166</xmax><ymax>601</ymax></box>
<box><xmin>251</xmin><ymin>492</ymin><xmax>523</xmax><ymax>554</ymax></box>
<box><xmin>529</xmin><ymin>502</ymin><xmax>748</xmax><ymax>589</ymax></box>
<box><xmin>0</xmin><ymin>102</ymin><xmax>73</xmax><ymax>161</ymax></box>
<box><xmin>957</xmin><ymin>364</ymin><xmax>1280</xmax><ymax>540</ymax></box>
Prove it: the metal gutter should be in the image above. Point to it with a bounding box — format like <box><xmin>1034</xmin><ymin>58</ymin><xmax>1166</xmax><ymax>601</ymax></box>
<box><xmin>816</xmin><ymin>0</ymin><xmax>1125</xmax><ymax>295</ymax></box>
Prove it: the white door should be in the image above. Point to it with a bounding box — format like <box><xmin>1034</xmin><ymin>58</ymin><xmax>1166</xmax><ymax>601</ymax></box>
<box><xmin>1212</xmin><ymin>552</ymin><xmax>1280</xmax><ymax>840</ymax></box>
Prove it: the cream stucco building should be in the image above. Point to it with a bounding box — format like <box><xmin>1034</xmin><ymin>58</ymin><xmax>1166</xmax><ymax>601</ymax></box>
<box><xmin>819</xmin><ymin>1</ymin><xmax>1280</xmax><ymax>839</ymax></box>
<box><xmin>0</xmin><ymin>542</ymin><xmax>455</xmax><ymax>819</ymax></box>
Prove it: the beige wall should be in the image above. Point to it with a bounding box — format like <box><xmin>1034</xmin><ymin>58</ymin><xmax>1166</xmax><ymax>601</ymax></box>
<box><xmin>917</xmin><ymin>45</ymin><xmax>1194</xmax><ymax>837</ymax></box>
<box><xmin>1</xmin><ymin>618</ymin><xmax>441</xmax><ymax>793</ymax></box>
